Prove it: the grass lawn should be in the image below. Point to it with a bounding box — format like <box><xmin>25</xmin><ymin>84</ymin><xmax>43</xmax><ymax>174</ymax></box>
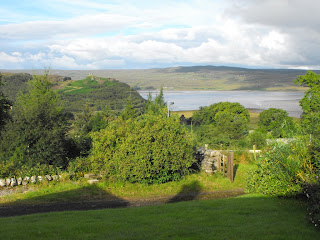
<box><xmin>0</xmin><ymin>194</ymin><xmax>319</xmax><ymax>240</ymax></box>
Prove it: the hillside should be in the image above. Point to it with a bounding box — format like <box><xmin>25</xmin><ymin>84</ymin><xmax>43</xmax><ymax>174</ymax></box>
<box><xmin>0</xmin><ymin>73</ymin><xmax>146</xmax><ymax>112</ymax></box>
<box><xmin>56</xmin><ymin>76</ymin><xmax>146</xmax><ymax>112</ymax></box>
<box><xmin>2</xmin><ymin>66</ymin><xmax>316</xmax><ymax>91</ymax></box>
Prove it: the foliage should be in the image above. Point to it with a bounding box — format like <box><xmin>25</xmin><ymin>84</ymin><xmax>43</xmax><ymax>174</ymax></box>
<box><xmin>192</xmin><ymin>102</ymin><xmax>250</xmax><ymax>148</ymax></box>
<box><xmin>120</xmin><ymin>96</ymin><xmax>138</xmax><ymax>120</ymax></box>
<box><xmin>193</xmin><ymin>101</ymin><xmax>250</xmax><ymax>125</ymax></box>
<box><xmin>0</xmin><ymin>74</ymin><xmax>12</xmax><ymax>132</ymax></box>
<box><xmin>144</xmin><ymin>88</ymin><xmax>167</xmax><ymax>116</ymax></box>
<box><xmin>295</xmin><ymin>71</ymin><xmax>320</xmax><ymax>172</ymax></box>
<box><xmin>71</xmin><ymin>103</ymin><xmax>109</xmax><ymax>157</ymax></box>
<box><xmin>0</xmin><ymin>73</ymin><xmax>70</xmax><ymax>177</ymax></box>
<box><xmin>247</xmin><ymin>138</ymin><xmax>315</xmax><ymax>196</ymax></box>
<box><xmin>90</xmin><ymin>114</ymin><xmax>195</xmax><ymax>184</ymax></box>
<box><xmin>295</xmin><ymin>71</ymin><xmax>320</xmax><ymax>135</ymax></box>
<box><xmin>258</xmin><ymin>108</ymin><xmax>295</xmax><ymax>138</ymax></box>
<box><xmin>248</xmin><ymin>129</ymin><xmax>267</xmax><ymax>149</ymax></box>
<box><xmin>0</xmin><ymin>72</ymin><xmax>32</xmax><ymax>102</ymax></box>
<box><xmin>67</xmin><ymin>157</ymin><xmax>92</xmax><ymax>179</ymax></box>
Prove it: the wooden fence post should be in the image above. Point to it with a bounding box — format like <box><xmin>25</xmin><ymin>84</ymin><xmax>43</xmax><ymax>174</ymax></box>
<box><xmin>217</xmin><ymin>151</ymin><xmax>221</xmax><ymax>171</ymax></box>
<box><xmin>227</xmin><ymin>151</ymin><xmax>234</xmax><ymax>182</ymax></box>
<box><xmin>222</xmin><ymin>155</ymin><xmax>226</xmax><ymax>176</ymax></box>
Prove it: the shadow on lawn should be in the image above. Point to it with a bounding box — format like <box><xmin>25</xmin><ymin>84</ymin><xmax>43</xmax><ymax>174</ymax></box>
<box><xmin>167</xmin><ymin>180</ymin><xmax>202</xmax><ymax>203</ymax></box>
<box><xmin>0</xmin><ymin>184</ymin><xmax>129</xmax><ymax>217</ymax></box>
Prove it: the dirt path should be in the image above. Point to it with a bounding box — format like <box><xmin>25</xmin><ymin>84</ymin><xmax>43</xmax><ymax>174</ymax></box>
<box><xmin>0</xmin><ymin>189</ymin><xmax>245</xmax><ymax>217</ymax></box>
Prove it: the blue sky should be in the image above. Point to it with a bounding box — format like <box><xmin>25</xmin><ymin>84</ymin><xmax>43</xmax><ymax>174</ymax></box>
<box><xmin>0</xmin><ymin>0</ymin><xmax>320</xmax><ymax>70</ymax></box>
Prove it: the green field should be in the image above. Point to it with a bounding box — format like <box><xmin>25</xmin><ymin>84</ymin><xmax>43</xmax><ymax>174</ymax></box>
<box><xmin>0</xmin><ymin>193</ymin><xmax>318</xmax><ymax>240</ymax></box>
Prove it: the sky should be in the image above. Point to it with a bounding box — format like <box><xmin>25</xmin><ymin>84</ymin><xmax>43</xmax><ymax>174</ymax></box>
<box><xmin>0</xmin><ymin>0</ymin><xmax>320</xmax><ymax>70</ymax></box>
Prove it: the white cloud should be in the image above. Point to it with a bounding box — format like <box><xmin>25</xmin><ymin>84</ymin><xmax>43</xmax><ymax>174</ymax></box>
<box><xmin>0</xmin><ymin>0</ymin><xmax>319</xmax><ymax>69</ymax></box>
<box><xmin>0</xmin><ymin>13</ymin><xmax>137</xmax><ymax>40</ymax></box>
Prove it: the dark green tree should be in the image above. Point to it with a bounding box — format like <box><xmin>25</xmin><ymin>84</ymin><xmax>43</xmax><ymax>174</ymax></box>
<box><xmin>144</xmin><ymin>88</ymin><xmax>167</xmax><ymax>116</ymax></box>
<box><xmin>192</xmin><ymin>102</ymin><xmax>250</xmax><ymax>147</ymax></box>
<box><xmin>258</xmin><ymin>108</ymin><xmax>294</xmax><ymax>138</ymax></box>
<box><xmin>0</xmin><ymin>74</ymin><xmax>12</xmax><ymax>132</ymax></box>
<box><xmin>72</xmin><ymin>103</ymin><xmax>109</xmax><ymax>156</ymax></box>
<box><xmin>295</xmin><ymin>71</ymin><xmax>320</xmax><ymax>171</ymax></box>
<box><xmin>295</xmin><ymin>71</ymin><xmax>320</xmax><ymax>136</ymax></box>
<box><xmin>0</xmin><ymin>72</ymin><xmax>70</xmax><ymax>177</ymax></box>
<box><xmin>120</xmin><ymin>96</ymin><xmax>137</xmax><ymax>121</ymax></box>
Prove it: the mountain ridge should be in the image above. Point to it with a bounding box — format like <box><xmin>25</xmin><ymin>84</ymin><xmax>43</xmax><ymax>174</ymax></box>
<box><xmin>1</xmin><ymin>66</ymin><xmax>318</xmax><ymax>91</ymax></box>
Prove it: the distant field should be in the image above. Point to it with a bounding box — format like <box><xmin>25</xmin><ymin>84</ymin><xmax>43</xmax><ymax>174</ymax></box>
<box><xmin>173</xmin><ymin>110</ymin><xmax>195</xmax><ymax>118</ymax></box>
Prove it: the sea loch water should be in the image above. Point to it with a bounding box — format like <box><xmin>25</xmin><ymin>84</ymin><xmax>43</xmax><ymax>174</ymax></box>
<box><xmin>139</xmin><ymin>90</ymin><xmax>304</xmax><ymax>118</ymax></box>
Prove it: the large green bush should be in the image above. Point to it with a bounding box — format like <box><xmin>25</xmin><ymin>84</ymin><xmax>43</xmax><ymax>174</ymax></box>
<box><xmin>258</xmin><ymin>108</ymin><xmax>295</xmax><ymax>138</ymax></box>
<box><xmin>248</xmin><ymin>129</ymin><xmax>267</xmax><ymax>149</ymax></box>
<box><xmin>247</xmin><ymin>138</ymin><xmax>315</xmax><ymax>196</ymax></box>
<box><xmin>89</xmin><ymin>114</ymin><xmax>195</xmax><ymax>184</ymax></box>
<box><xmin>192</xmin><ymin>102</ymin><xmax>250</xmax><ymax>148</ymax></box>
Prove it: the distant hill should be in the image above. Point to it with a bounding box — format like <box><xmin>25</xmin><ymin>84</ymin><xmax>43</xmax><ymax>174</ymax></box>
<box><xmin>56</xmin><ymin>76</ymin><xmax>146</xmax><ymax>112</ymax></box>
<box><xmin>2</xmin><ymin>66</ymin><xmax>317</xmax><ymax>91</ymax></box>
<box><xmin>0</xmin><ymin>72</ymin><xmax>146</xmax><ymax>112</ymax></box>
<box><xmin>0</xmin><ymin>72</ymin><xmax>32</xmax><ymax>101</ymax></box>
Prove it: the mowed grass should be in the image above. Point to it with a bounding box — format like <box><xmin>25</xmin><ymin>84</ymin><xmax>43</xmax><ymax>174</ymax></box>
<box><xmin>0</xmin><ymin>194</ymin><xmax>319</xmax><ymax>240</ymax></box>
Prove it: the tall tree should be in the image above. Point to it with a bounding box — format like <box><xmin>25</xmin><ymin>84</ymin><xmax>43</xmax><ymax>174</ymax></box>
<box><xmin>258</xmin><ymin>108</ymin><xmax>294</xmax><ymax>138</ymax></box>
<box><xmin>144</xmin><ymin>88</ymin><xmax>167</xmax><ymax>115</ymax></box>
<box><xmin>295</xmin><ymin>71</ymin><xmax>320</xmax><ymax>136</ymax></box>
<box><xmin>295</xmin><ymin>71</ymin><xmax>320</xmax><ymax>171</ymax></box>
<box><xmin>0</xmin><ymin>72</ymin><xmax>70</xmax><ymax>176</ymax></box>
<box><xmin>0</xmin><ymin>74</ymin><xmax>11</xmax><ymax>132</ymax></box>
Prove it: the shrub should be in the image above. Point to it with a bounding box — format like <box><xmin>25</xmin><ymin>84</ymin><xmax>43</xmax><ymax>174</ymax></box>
<box><xmin>247</xmin><ymin>138</ymin><xmax>315</xmax><ymax>196</ymax></box>
<box><xmin>248</xmin><ymin>129</ymin><xmax>267</xmax><ymax>149</ymax></box>
<box><xmin>68</xmin><ymin>157</ymin><xmax>92</xmax><ymax>179</ymax></box>
<box><xmin>258</xmin><ymin>108</ymin><xmax>294</xmax><ymax>138</ymax></box>
<box><xmin>192</xmin><ymin>102</ymin><xmax>250</xmax><ymax>148</ymax></box>
<box><xmin>89</xmin><ymin>114</ymin><xmax>195</xmax><ymax>184</ymax></box>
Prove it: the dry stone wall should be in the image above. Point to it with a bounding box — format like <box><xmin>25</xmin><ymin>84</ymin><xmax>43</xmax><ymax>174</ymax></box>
<box><xmin>197</xmin><ymin>148</ymin><xmax>226</xmax><ymax>174</ymax></box>
<box><xmin>0</xmin><ymin>175</ymin><xmax>60</xmax><ymax>187</ymax></box>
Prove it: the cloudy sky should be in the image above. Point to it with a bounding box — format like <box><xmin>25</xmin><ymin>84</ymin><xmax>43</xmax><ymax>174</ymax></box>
<box><xmin>0</xmin><ymin>0</ymin><xmax>319</xmax><ymax>70</ymax></box>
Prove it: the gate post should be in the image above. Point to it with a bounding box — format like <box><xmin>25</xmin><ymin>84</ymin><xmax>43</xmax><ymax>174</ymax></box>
<box><xmin>227</xmin><ymin>151</ymin><xmax>234</xmax><ymax>182</ymax></box>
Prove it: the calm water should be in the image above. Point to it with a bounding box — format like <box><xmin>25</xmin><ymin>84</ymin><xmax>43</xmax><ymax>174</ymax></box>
<box><xmin>139</xmin><ymin>91</ymin><xmax>304</xmax><ymax>117</ymax></box>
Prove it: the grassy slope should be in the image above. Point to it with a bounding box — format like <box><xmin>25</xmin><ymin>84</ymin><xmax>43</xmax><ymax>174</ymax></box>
<box><xmin>56</xmin><ymin>76</ymin><xmax>146</xmax><ymax>112</ymax></box>
<box><xmin>0</xmin><ymin>194</ymin><xmax>319</xmax><ymax>240</ymax></box>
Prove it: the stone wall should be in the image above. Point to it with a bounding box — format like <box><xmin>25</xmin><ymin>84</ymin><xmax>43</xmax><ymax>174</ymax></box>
<box><xmin>197</xmin><ymin>148</ymin><xmax>226</xmax><ymax>174</ymax></box>
<box><xmin>0</xmin><ymin>175</ymin><xmax>60</xmax><ymax>187</ymax></box>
